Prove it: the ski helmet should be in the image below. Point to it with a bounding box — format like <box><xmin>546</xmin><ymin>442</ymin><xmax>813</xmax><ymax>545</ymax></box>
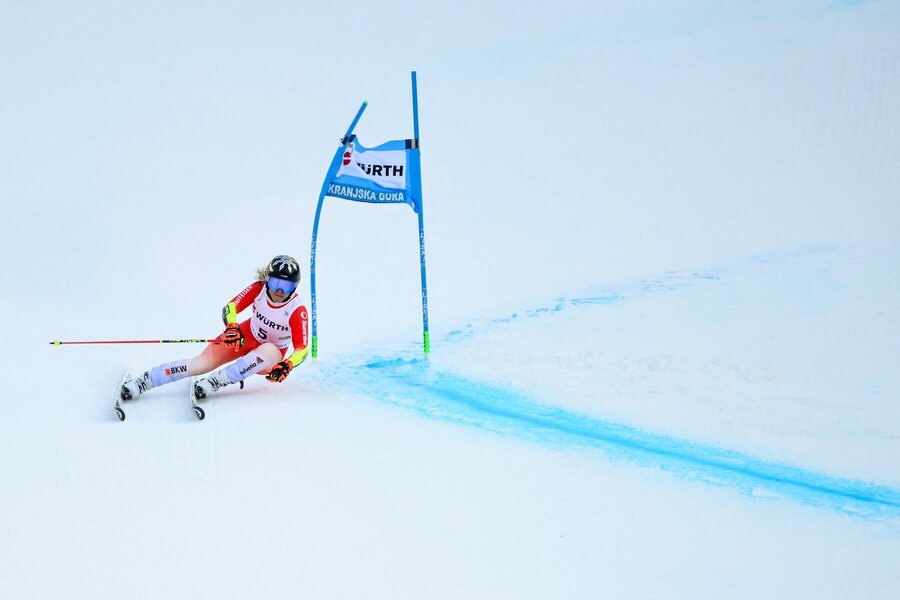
<box><xmin>266</xmin><ymin>255</ymin><xmax>301</xmax><ymax>283</ymax></box>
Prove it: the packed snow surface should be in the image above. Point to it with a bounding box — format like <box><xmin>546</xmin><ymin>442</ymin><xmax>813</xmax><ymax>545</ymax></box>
<box><xmin>3</xmin><ymin>1</ymin><xmax>899</xmax><ymax>598</ymax></box>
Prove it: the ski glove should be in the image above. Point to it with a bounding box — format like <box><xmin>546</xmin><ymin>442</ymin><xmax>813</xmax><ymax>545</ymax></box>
<box><xmin>265</xmin><ymin>361</ymin><xmax>292</xmax><ymax>383</ymax></box>
<box><xmin>222</xmin><ymin>323</ymin><xmax>245</xmax><ymax>351</ymax></box>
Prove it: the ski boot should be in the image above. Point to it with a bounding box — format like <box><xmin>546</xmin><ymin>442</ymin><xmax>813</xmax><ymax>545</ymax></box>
<box><xmin>193</xmin><ymin>370</ymin><xmax>234</xmax><ymax>401</ymax></box>
<box><xmin>120</xmin><ymin>371</ymin><xmax>155</xmax><ymax>402</ymax></box>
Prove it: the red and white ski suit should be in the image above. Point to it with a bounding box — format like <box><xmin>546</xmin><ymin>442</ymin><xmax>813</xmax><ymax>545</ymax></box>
<box><xmin>199</xmin><ymin>281</ymin><xmax>309</xmax><ymax>376</ymax></box>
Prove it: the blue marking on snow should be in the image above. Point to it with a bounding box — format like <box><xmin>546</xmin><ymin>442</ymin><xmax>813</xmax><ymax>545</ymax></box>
<box><xmin>332</xmin><ymin>357</ymin><xmax>900</xmax><ymax>520</ymax></box>
<box><xmin>438</xmin><ymin>270</ymin><xmax>721</xmax><ymax>347</ymax></box>
<box><xmin>342</xmin><ymin>248</ymin><xmax>899</xmax><ymax>518</ymax></box>
<box><xmin>570</xmin><ymin>294</ymin><xmax>623</xmax><ymax>306</ymax></box>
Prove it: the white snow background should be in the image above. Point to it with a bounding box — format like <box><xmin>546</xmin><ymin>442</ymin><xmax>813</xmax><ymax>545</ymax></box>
<box><xmin>2</xmin><ymin>1</ymin><xmax>899</xmax><ymax>598</ymax></box>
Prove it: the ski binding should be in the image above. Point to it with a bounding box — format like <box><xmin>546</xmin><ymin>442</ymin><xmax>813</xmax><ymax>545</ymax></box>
<box><xmin>190</xmin><ymin>376</ymin><xmax>206</xmax><ymax>421</ymax></box>
<box><xmin>114</xmin><ymin>370</ymin><xmax>130</xmax><ymax>422</ymax></box>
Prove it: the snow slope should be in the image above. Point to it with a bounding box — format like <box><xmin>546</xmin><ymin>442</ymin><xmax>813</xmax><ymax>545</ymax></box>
<box><xmin>3</xmin><ymin>1</ymin><xmax>900</xmax><ymax>598</ymax></box>
<box><xmin>333</xmin><ymin>244</ymin><xmax>900</xmax><ymax>516</ymax></box>
<box><xmin>4</xmin><ymin>244</ymin><xmax>899</xmax><ymax>599</ymax></box>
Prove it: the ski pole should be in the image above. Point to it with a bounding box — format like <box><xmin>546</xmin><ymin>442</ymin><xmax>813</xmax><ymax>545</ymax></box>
<box><xmin>49</xmin><ymin>339</ymin><xmax>223</xmax><ymax>346</ymax></box>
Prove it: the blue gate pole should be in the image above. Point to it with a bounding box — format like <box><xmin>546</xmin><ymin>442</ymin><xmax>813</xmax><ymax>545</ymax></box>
<box><xmin>412</xmin><ymin>72</ymin><xmax>430</xmax><ymax>354</ymax></box>
<box><xmin>310</xmin><ymin>100</ymin><xmax>368</xmax><ymax>358</ymax></box>
<box><xmin>309</xmin><ymin>191</ymin><xmax>326</xmax><ymax>359</ymax></box>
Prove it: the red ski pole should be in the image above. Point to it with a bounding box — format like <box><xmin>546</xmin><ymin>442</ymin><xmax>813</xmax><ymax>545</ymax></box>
<box><xmin>49</xmin><ymin>339</ymin><xmax>223</xmax><ymax>346</ymax></box>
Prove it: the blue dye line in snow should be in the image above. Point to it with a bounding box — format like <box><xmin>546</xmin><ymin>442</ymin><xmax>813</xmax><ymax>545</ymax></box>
<box><xmin>333</xmin><ymin>357</ymin><xmax>900</xmax><ymax>520</ymax></box>
<box><xmin>440</xmin><ymin>247</ymin><xmax>847</xmax><ymax>351</ymax></box>
<box><xmin>439</xmin><ymin>270</ymin><xmax>722</xmax><ymax>347</ymax></box>
<box><xmin>570</xmin><ymin>294</ymin><xmax>623</xmax><ymax>306</ymax></box>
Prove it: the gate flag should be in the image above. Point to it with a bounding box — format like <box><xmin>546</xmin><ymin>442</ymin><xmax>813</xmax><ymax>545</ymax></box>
<box><xmin>320</xmin><ymin>137</ymin><xmax>422</xmax><ymax>213</ymax></box>
<box><xmin>310</xmin><ymin>72</ymin><xmax>430</xmax><ymax>358</ymax></box>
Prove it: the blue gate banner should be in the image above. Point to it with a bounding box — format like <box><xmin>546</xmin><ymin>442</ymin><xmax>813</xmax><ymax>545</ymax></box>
<box><xmin>320</xmin><ymin>138</ymin><xmax>422</xmax><ymax>213</ymax></box>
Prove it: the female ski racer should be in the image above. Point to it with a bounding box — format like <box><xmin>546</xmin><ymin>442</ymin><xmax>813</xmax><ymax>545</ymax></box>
<box><xmin>120</xmin><ymin>255</ymin><xmax>309</xmax><ymax>402</ymax></box>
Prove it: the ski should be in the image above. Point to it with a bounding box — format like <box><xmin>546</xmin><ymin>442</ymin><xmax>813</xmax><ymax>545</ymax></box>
<box><xmin>114</xmin><ymin>370</ymin><xmax>130</xmax><ymax>421</ymax></box>
<box><xmin>190</xmin><ymin>376</ymin><xmax>205</xmax><ymax>421</ymax></box>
